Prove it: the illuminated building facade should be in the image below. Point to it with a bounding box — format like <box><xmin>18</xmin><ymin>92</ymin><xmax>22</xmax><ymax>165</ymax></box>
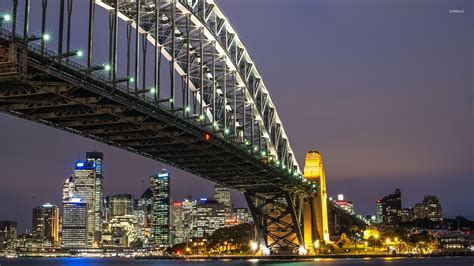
<box><xmin>214</xmin><ymin>185</ymin><xmax>231</xmax><ymax>215</ymax></box>
<box><xmin>182</xmin><ymin>197</ymin><xmax>197</xmax><ymax>241</ymax></box>
<box><xmin>170</xmin><ymin>201</ymin><xmax>184</xmax><ymax>244</ymax></box>
<box><xmin>0</xmin><ymin>221</ymin><xmax>17</xmax><ymax>252</ymax></box>
<box><xmin>73</xmin><ymin>152</ymin><xmax>105</xmax><ymax>247</ymax></box>
<box><xmin>150</xmin><ymin>169</ymin><xmax>171</xmax><ymax>247</ymax></box>
<box><xmin>233</xmin><ymin>207</ymin><xmax>253</xmax><ymax>224</ymax></box>
<box><xmin>334</xmin><ymin>194</ymin><xmax>354</xmax><ymax>214</ymax></box>
<box><xmin>32</xmin><ymin>203</ymin><xmax>60</xmax><ymax>246</ymax></box>
<box><xmin>135</xmin><ymin>188</ymin><xmax>153</xmax><ymax>246</ymax></box>
<box><xmin>110</xmin><ymin>194</ymin><xmax>134</xmax><ymax>217</ymax></box>
<box><xmin>412</xmin><ymin>195</ymin><xmax>442</xmax><ymax>221</ymax></box>
<box><xmin>61</xmin><ymin>197</ymin><xmax>88</xmax><ymax>248</ymax></box>
<box><xmin>375</xmin><ymin>199</ymin><xmax>383</xmax><ymax>224</ymax></box>
<box><xmin>194</xmin><ymin>199</ymin><xmax>227</xmax><ymax>238</ymax></box>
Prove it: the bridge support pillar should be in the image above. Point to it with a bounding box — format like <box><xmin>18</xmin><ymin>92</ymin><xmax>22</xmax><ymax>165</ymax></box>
<box><xmin>245</xmin><ymin>190</ymin><xmax>305</xmax><ymax>255</ymax></box>
<box><xmin>303</xmin><ymin>150</ymin><xmax>330</xmax><ymax>243</ymax></box>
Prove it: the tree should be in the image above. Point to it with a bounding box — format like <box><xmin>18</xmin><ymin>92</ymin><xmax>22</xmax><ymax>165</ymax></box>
<box><xmin>368</xmin><ymin>236</ymin><xmax>382</xmax><ymax>251</ymax></box>
<box><xmin>208</xmin><ymin>223</ymin><xmax>254</xmax><ymax>252</ymax></box>
<box><xmin>337</xmin><ymin>233</ymin><xmax>350</xmax><ymax>248</ymax></box>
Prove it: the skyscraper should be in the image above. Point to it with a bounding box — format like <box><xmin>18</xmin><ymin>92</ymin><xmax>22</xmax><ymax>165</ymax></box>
<box><xmin>380</xmin><ymin>188</ymin><xmax>402</xmax><ymax>225</ymax></box>
<box><xmin>214</xmin><ymin>185</ymin><xmax>231</xmax><ymax>216</ymax></box>
<box><xmin>62</xmin><ymin>175</ymin><xmax>75</xmax><ymax>202</ymax></box>
<box><xmin>150</xmin><ymin>169</ymin><xmax>171</xmax><ymax>247</ymax></box>
<box><xmin>375</xmin><ymin>199</ymin><xmax>383</xmax><ymax>224</ymax></box>
<box><xmin>0</xmin><ymin>221</ymin><xmax>17</xmax><ymax>252</ymax></box>
<box><xmin>73</xmin><ymin>152</ymin><xmax>104</xmax><ymax>247</ymax></box>
<box><xmin>61</xmin><ymin>197</ymin><xmax>88</xmax><ymax>248</ymax></box>
<box><xmin>170</xmin><ymin>201</ymin><xmax>184</xmax><ymax>244</ymax></box>
<box><xmin>32</xmin><ymin>203</ymin><xmax>60</xmax><ymax>246</ymax></box>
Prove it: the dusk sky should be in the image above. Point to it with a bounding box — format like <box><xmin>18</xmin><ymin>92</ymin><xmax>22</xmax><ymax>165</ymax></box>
<box><xmin>0</xmin><ymin>0</ymin><xmax>472</xmax><ymax>233</ymax></box>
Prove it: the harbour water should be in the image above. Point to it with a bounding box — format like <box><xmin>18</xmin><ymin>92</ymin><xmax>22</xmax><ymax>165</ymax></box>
<box><xmin>1</xmin><ymin>257</ymin><xmax>473</xmax><ymax>266</ymax></box>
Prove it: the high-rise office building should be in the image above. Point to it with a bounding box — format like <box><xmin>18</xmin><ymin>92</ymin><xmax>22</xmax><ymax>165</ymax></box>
<box><xmin>182</xmin><ymin>197</ymin><xmax>197</xmax><ymax>241</ymax></box>
<box><xmin>170</xmin><ymin>201</ymin><xmax>184</xmax><ymax>244</ymax></box>
<box><xmin>61</xmin><ymin>197</ymin><xmax>88</xmax><ymax>248</ymax></box>
<box><xmin>135</xmin><ymin>188</ymin><xmax>153</xmax><ymax>246</ymax></box>
<box><xmin>194</xmin><ymin>199</ymin><xmax>227</xmax><ymax>238</ymax></box>
<box><xmin>0</xmin><ymin>221</ymin><xmax>17</xmax><ymax>252</ymax></box>
<box><xmin>63</xmin><ymin>175</ymin><xmax>75</xmax><ymax>202</ymax></box>
<box><xmin>380</xmin><ymin>188</ymin><xmax>402</xmax><ymax>225</ymax></box>
<box><xmin>375</xmin><ymin>199</ymin><xmax>383</xmax><ymax>223</ymax></box>
<box><xmin>32</xmin><ymin>203</ymin><xmax>60</xmax><ymax>246</ymax></box>
<box><xmin>150</xmin><ymin>169</ymin><xmax>171</xmax><ymax>247</ymax></box>
<box><xmin>103</xmin><ymin>194</ymin><xmax>137</xmax><ymax>247</ymax></box>
<box><xmin>110</xmin><ymin>194</ymin><xmax>134</xmax><ymax>217</ymax></box>
<box><xmin>233</xmin><ymin>207</ymin><xmax>253</xmax><ymax>224</ymax></box>
<box><xmin>73</xmin><ymin>152</ymin><xmax>104</xmax><ymax>247</ymax></box>
<box><xmin>214</xmin><ymin>185</ymin><xmax>231</xmax><ymax>211</ymax></box>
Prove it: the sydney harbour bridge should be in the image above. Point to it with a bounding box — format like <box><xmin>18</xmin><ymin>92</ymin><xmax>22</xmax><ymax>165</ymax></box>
<box><xmin>0</xmin><ymin>0</ymin><xmax>365</xmax><ymax>255</ymax></box>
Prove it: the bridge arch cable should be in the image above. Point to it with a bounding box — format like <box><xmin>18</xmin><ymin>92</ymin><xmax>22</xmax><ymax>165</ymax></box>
<box><xmin>93</xmin><ymin>0</ymin><xmax>302</xmax><ymax>174</ymax></box>
<box><xmin>0</xmin><ymin>0</ymin><xmax>301</xmax><ymax>176</ymax></box>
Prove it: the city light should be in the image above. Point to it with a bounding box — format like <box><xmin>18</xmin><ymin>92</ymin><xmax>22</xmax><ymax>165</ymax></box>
<box><xmin>150</xmin><ymin>87</ymin><xmax>156</xmax><ymax>93</ymax></box>
<box><xmin>104</xmin><ymin>64</ymin><xmax>111</xmax><ymax>71</ymax></box>
<box><xmin>129</xmin><ymin>77</ymin><xmax>135</xmax><ymax>82</ymax></box>
<box><xmin>224</xmin><ymin>128</ymin><xmax>230</xmax><ymax>135</ymax></box>
<box><xmin>314</xmin><ymin>240</ymin><xmax>320</xmax><ymax>248</ymax></box>
<box><xmin>185</xmin><ymin>106</ymin><xmax>190</xmax><ymax>112</ymax></box>
<box><xmin>298</xmin><ymin>246</ymin><xmax>307</xmax><ymax>255</ymax></box>
<box><xmin>2</xmin><ymin>14</ymin><xmax>12</xmax><ymax>22</ymax></box>
<box><xmin>250</xmin><ymin>241</ymin><xmax>258</xmax><ymax>251</ymax></box>
<box><xmin>43</xmin><ymin>33</ymin><xmax>51</xmax><ymax>41</ymax></box>
<box><xmin>76</xmin><ymin>50</ymin><xmax>84</xmax><ymax>57</ymax></box>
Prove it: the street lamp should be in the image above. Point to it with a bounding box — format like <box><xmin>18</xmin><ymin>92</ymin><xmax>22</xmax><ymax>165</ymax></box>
<box><xmin>27</xmin><ymin>33</ymin><xmax>51</xmax><ymax>43</ymax></box>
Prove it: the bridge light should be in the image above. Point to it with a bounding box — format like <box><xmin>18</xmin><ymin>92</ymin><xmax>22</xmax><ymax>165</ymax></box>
<box><xmin>42</xmin><ymin>33</ymin><xmax>51</xmax><ymax>41</ymax></box>
<box><xmin>261</xmin><ymin>151</ymin><xmax>266</xmax><ymax>156</ymax></box>
<box><xmin>253</xmin><ymin>146</ymin><xmax>258</xmax><ymax>152</ymax></box>
<box><xmin>185</xmin><ymin>106</ymin><xmax>190</xmax><ymax>112</ymax></box>
<box><xmin>103</xmin><ymin>64</ymin><xmax>111</xmax><ymax>71</ymax></box>
<box><xmin>244</xmin><ymin>140</ymin><xmax>249</xmax><ymax>145</ymax></box>
<box><xmin>250</xmin><ymin>241</ymin><xmax>258</xmax><ymax>252</ymax></box>
<box><xmin>150</xmin><ymin>87</ymin><xmax>156</xmax><ymax>94</ymax></box>
<box><xmin>213</xmin><ymin>122</ymin><xmax>218</xmax><ymax>128</ymax></box>
<box><xmin>76</xmin><ymin>50</ymin><xmax>84</xmax><ymax>57</ymax></box>
<box><xmin>129</xmin><ymin>77</ymin><xmax>135</xmax><ymax>82</ymax></box>
<box><xmin>314</xmin><ymin>240</ymin><xmax>320</xmax><ymax>249</ymax></box>
<box><xmin>2</xmin><ymin>14</ymin><xmax>12</xmax><ymax>22</ymax></box>
<box><xmin>282</xmin><ymin>165</ymin><xmax>286</xmax><ymax>169</ymax></box>
<box><xmin>203</xmin><ymin>132</ymin><xmax>212</xmax><ymax>142</ymax></box>
<box><xmin>169</xmin><ymin>98</ymin><xmax>174</xmax><ymax>103</ymax></box>
<box><xmin>224</xmin><ymin>128</ymin><xmax>230</xmax><ymax>135</ymax></box>
<box><xmin>298</xmin><ymin>246</ymin><xmax>307</xmax><ymax>255</ymax></box>
<box><xmin>199</xmin><ymin>114</ymin><xmax>205</xmax><ymax>121</ymax></box>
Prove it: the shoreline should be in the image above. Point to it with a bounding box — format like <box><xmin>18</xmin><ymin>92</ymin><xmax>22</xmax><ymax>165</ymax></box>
<box><xmin>5</xmin><ymin>253</ymin><xmax>471</xmax><ymax>260</ymax></box>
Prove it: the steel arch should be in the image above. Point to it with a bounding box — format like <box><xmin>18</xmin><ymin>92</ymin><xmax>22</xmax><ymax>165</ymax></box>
<box><xmin>95</xmin><ymin>0</ymin><xmax>301</xmax><ymax>175</ymax></box>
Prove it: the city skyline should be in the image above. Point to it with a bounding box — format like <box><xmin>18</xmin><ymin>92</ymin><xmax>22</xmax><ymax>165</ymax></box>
<box><xmin>0</xmin><ymin>0</ymin><xmax>472</xmax><ymax>235</ymax></box>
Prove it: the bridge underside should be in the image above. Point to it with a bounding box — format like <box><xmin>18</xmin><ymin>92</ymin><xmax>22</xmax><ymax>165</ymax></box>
<box><xmin>0</xmin><ymin>36</ymin><xmax>316</xmax><ymax>253</ymax></box>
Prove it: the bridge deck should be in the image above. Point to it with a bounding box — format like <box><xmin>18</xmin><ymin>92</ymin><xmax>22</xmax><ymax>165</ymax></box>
<box><xmin>0</xmin><ymin>31</ymin><xmax>312</xmax><ymax>196</ymax></box>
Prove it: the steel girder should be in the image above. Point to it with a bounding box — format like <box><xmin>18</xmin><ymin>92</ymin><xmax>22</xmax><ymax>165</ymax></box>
<box><xmin>95</xmin><ymin>0</ymin><xmax>301</xmax><ymax>175</ymax></box>
<box><xmin>245</xmin><ymin>190</ymin><xmax>305</xmax><ymax>254</ymax></box>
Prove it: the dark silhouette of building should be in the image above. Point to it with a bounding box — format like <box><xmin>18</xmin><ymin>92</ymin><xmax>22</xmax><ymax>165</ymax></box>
<box><xmin>380</xmin><ymin>188</ymin><xmax>402</xmax><ymax>225</ymax></box>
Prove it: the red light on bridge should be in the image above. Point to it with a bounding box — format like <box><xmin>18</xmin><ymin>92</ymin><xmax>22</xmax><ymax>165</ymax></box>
<box><xmin>203</xmin><ymin>132</ymin><xmax>212</xmax><ymax>142</ymax></box>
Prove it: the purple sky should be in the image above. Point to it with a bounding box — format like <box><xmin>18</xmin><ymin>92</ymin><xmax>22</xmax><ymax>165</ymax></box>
<box><xmin>0</xmin><ymin>0</ymin><xmax>472</xmax><ymax>233</ymax></box>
